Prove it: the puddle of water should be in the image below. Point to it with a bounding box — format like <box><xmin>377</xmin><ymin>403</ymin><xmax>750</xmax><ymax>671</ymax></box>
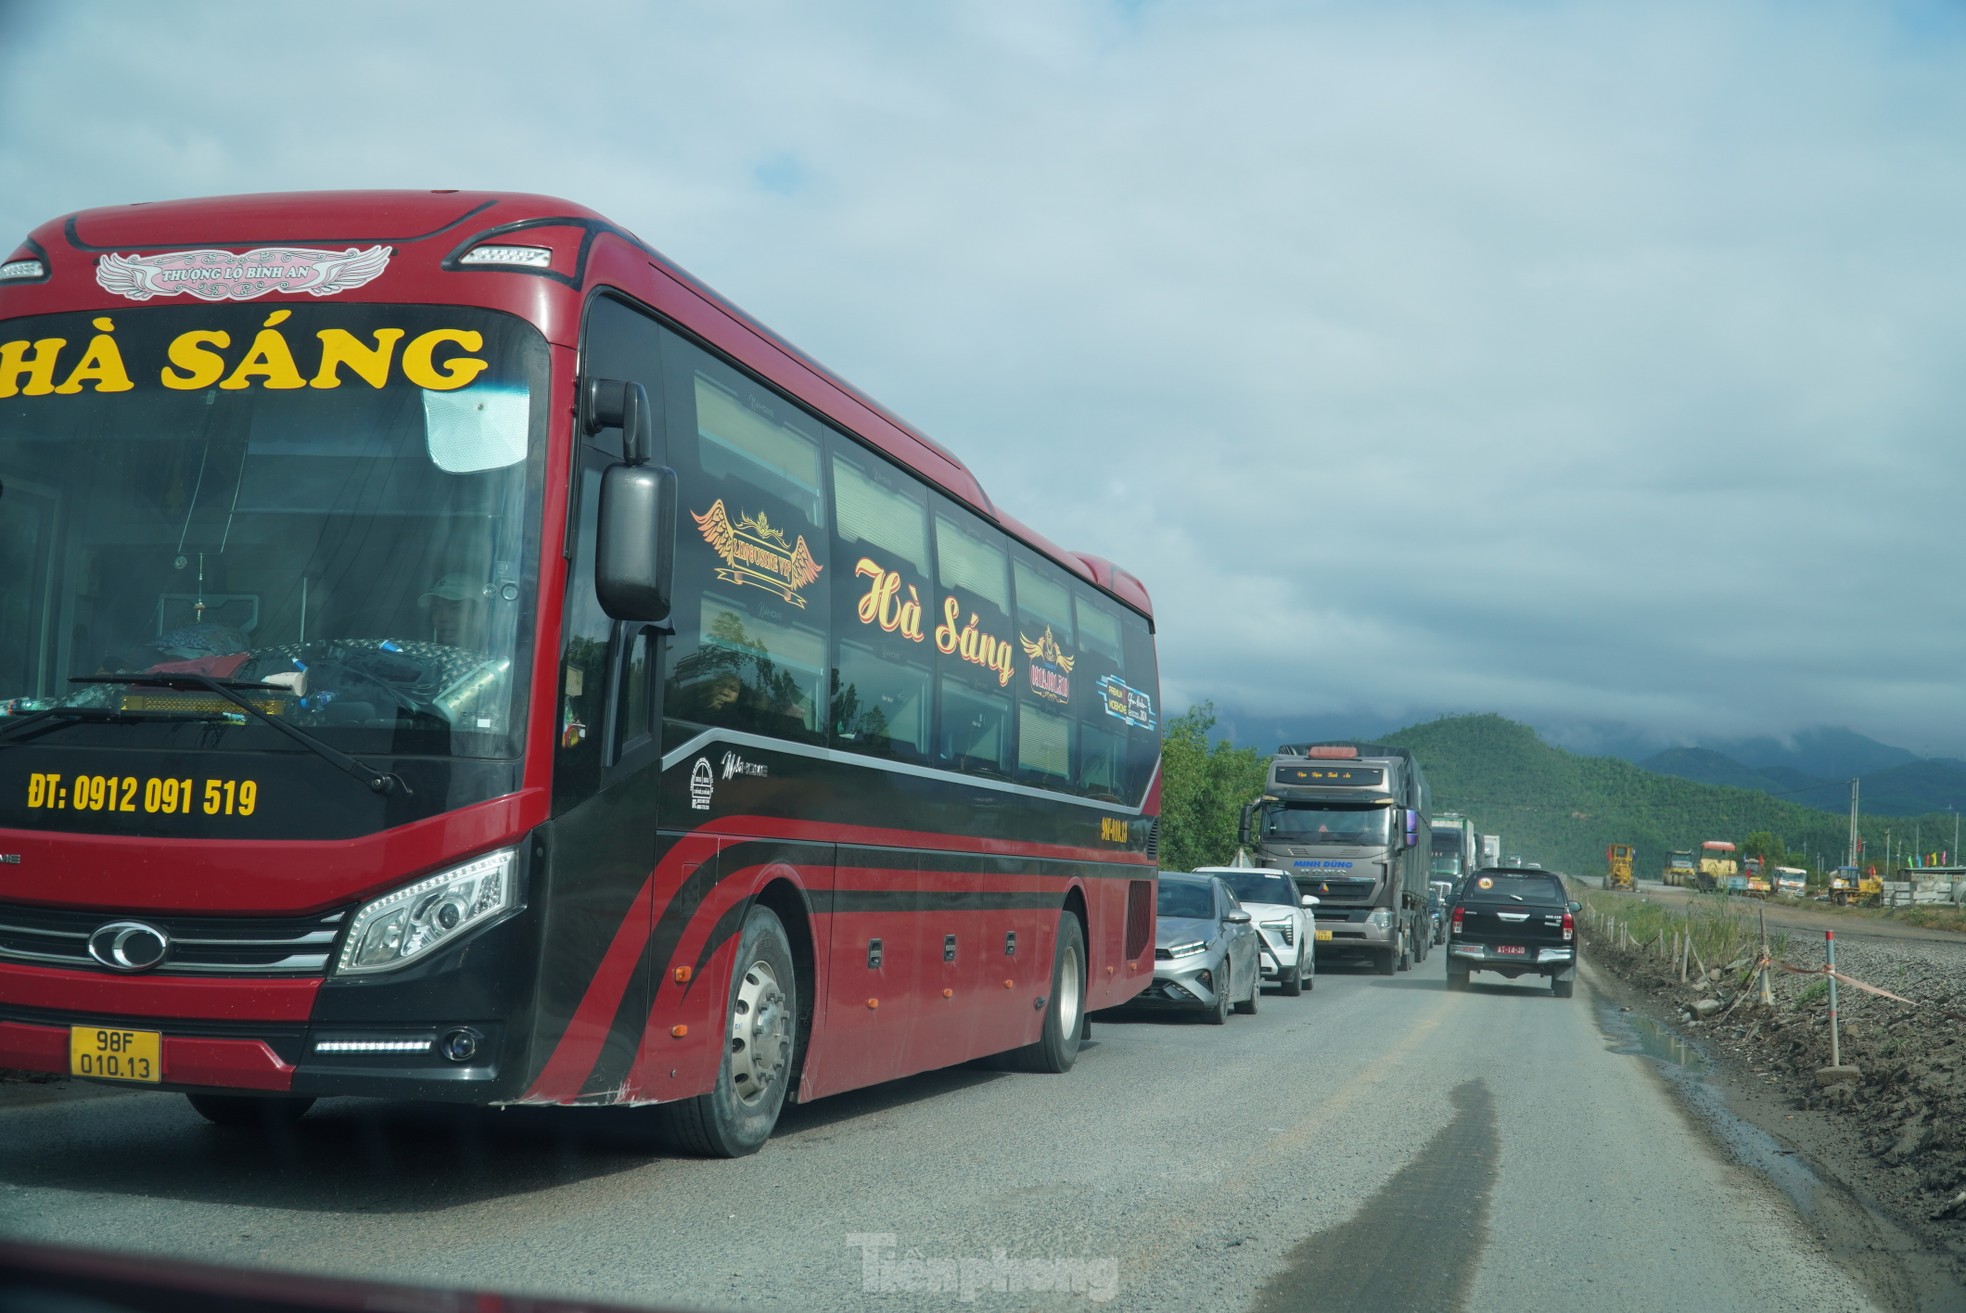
<box><xmin>1598</xmin><ymin>1001</ymin><xmax>1824</xmax><ymax>1221</ymax></box>
<box><xmin>1594</xmin><ymin>990</ymin><xmax>1966</xmax><ymax>1311</ymax></box>
<box><xmin>1610</xmin><ymin>1011</ymin><xmax>1707</xmax><ymax>1071</ymax></box>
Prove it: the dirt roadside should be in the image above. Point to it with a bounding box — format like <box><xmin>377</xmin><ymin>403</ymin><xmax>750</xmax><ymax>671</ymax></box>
<box><xmin>1582</xmin><ymin>919</ymin><xmax>1966</xmax><ymax>1311</ymax></box>
<box><xmin>1641</xmin><ymin>881</ymin><xmax>1966</xmax><ymax>945</ymax></box>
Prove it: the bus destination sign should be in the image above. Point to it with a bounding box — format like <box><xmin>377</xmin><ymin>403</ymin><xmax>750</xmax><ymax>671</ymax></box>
<box><xmin>1273</xmin><ymin>765</ymin><xmax>1385</xmax><ymax>788</ymax></box>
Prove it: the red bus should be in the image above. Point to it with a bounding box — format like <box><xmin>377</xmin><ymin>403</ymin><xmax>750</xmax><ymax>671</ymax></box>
<box><xmin>0</xmin><ymin>191</ymin><xmax>1161</xmax><ymax>1155</ymax></box>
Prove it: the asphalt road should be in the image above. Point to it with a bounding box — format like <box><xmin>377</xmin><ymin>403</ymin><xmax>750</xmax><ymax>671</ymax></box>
<box><xmin>0</xmin><ymin>948</ymin><xmax>1885</xmax><ymax>1313</ymax></box>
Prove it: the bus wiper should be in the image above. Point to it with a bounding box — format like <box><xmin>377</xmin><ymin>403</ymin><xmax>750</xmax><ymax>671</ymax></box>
<box><xmin>70</xmin><ymin>672</ymin><xmax>409</xmax><ymax>797</ymax></box>
<box><xmin>0</xmin><ymin>704</ymin><xmax>146</xmax><ymax>742</ymax></box>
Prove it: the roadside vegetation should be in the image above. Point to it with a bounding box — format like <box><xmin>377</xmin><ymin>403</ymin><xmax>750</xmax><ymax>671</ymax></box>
<box><xmin>1156</xmin><ymin>702</ymin><xmax>1267</xmax><ymax>874</ymax></box>
<box><xmin>1572</xmin><ymin>886</ymin><xmax>1788</xmax><ymax>980</ymax></box>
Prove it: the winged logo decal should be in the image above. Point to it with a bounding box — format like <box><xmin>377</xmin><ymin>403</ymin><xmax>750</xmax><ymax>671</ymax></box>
<box><xmin>95</xmin><ymin>246</ymin><xmax>394</xmax><ymax>302</ymax></box>
<box><xmin>691</xmin><ymin>498</ymin><xmax>823</xmax><ymax>605</ymax></box>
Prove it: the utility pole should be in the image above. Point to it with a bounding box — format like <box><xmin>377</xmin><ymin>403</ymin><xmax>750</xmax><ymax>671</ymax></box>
<box><xmin>1847</xmin><ymin>777</ymin><xmax>1860</xmax><ymax>869</ymax></box>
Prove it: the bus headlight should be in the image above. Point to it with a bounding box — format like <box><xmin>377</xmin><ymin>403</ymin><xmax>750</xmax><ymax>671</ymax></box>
<box><xmin>337</xmin><ymin>848</ymin><xmax>517</xmax><ymax>974</ymax></box>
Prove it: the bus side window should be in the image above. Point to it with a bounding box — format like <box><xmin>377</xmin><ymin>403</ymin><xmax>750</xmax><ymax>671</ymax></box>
<box><xmin>659</xmin><ymin>331</ymin><xmax>829</xmax><ymax>747</ymax></box>
<box><xmin>1011</xmin><ymin>549</ymin><xmax>1077</xmax><ymax>794</ymax></box>
<box><xmin>930</xmin><ymin>500</ymin><xmax>1014</xmax><ymax>777</ymax></box>
<box><xmin>829</xmin><ymin>440</ymin><xmax>932</xmax><ymax>761</ymax></box>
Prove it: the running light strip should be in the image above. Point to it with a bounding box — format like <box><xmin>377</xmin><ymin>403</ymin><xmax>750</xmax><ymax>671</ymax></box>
<box><xmin>313</xmin><ymin>1039</ymin><xmax>432</xmax><ymax>1054</ymax></box>
<box><xmin>459</xmin><ymin>245</ymin><xmax>552</xmax><ymax>268</ymax></box>
<box><xmin>0</xmin><ymin>259</ymin><xmax>46</xmax><ymax>281</ymax></box>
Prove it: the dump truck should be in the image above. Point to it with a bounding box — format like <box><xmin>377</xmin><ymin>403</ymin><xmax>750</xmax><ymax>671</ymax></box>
<box><xmin>1603</xmin><ymin>843</ymin><xmax>1635</xmax><ymax>891</ymax></box>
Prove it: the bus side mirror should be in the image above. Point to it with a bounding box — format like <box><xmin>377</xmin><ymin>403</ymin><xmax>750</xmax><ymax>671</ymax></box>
<box><xmin>1239</xmin><ymin>802</ymin><xmax>1255</xmax><ymax>847</ymax></box>
<box><xmin>596</xmin><ymin>463</ymin><xmax>677</xmax><ymax>623</ymax></box>
<box><xmin>585</xmin><ymin>379</ymin><xmax>654</xmax><ymax>466</ymax></box>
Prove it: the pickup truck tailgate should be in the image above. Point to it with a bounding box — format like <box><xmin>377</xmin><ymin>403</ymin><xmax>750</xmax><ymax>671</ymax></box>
<box><xmin>1457</xmin><ymin>903</ymin><xmax>1569</xmax><ymax>951</ymax></box>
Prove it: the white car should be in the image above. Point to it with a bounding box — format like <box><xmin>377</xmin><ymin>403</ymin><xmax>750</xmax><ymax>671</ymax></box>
<box><xmin>1195</xmin><ymin>865</ymin><xmax>1318</xmax><ymax>995</ymax></box>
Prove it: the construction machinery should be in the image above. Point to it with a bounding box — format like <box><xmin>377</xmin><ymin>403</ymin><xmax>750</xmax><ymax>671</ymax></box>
<box><xmin>1742</xmin><ymin>856</ymin><xmax>1771</xmax><ymax>897</ymax></box>
<box><xmin>1696</xmin><ymin>840</ymin><xmax>1741</xmax><ymax>893</ymax></box>
<box><xmin>1603</xmin><ymin>843</ymin><xmax>1635</xmax><ymax>891</ymax></box>
<box><xmin>1828</xmin><ymin>865</ymin><xmax>1882</xmax><ymax>906</ymax></box>
<box><xmin>1663</xmin><ymin>850</ymin><xmax>1697</xmax><ymax>887</ymax></box>
<box><xmin>1773</xmin><ymin>866</ymin><xmax>1807</xmax><ymax>897</ymax></box>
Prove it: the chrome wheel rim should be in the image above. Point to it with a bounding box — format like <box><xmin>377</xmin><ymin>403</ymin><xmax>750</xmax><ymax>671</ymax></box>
<box><xmin>1058</xmin><ymin>940</ymin><xmax>1083</xmax><ymax>1038</ymax></box>
<box><xmin>728</xmin><ymin>957</ymin><xmax>790</xmax><ymax>1108</ymax></box>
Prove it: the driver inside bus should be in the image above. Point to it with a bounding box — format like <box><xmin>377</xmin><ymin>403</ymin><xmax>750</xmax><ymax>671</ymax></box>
<box><xmin>419</xmin><ymin>573</ymin><xmax>489</xmax><ymax>650</ymax></box>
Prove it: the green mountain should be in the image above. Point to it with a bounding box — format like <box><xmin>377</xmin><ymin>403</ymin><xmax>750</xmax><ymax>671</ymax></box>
<box><xmin>1381</xmin><ymin>713</ymin><xmax>1924</xmax><ymax>877</ymax></box>
<box><xmin>1638</xmin><ymin>747</ymin><xmax>1793</xmax><ymax>794</ymax></box>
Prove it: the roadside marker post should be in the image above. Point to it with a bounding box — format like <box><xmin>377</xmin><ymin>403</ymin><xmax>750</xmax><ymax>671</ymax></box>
<box><xmin>1826</xmin><ymin>930</ymin><xmax>1841</xmax><ymax>1069</ymax></box>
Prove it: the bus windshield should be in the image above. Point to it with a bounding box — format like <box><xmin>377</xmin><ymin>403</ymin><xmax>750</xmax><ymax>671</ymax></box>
<box><xmin>1259</xmin><ymin>802</ymin><xmax>1391</xmax><ymax>845</ymax></box>
<box><xmin>0</xmin><ymin>304</ymin><xmax>547</xmax><ymax>759</ymax></box>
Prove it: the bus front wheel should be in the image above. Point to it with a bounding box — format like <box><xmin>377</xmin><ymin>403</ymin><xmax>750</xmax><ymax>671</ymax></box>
<box><xmin>658</xmin><ymin>906</ymin><xmax>798</xmax><ymax>1158</ymax></box>
<box><xmin>1006</xmin><ymin>913</ymin><xmax>1087</xmax><ymax>1073</ymax></box>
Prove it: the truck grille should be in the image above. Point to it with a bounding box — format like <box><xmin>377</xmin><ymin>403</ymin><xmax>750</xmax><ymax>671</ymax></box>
<box><xmin>0</xmin><ymin>902</ymin><xmax>345</xmax><ymax>976</ymax></box>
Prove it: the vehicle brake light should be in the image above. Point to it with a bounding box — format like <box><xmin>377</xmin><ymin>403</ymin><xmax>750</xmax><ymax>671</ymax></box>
<box><xmin>1450</xmin><ymin>906</ymin><xmax>1463</xmax><ymax>935</ymax></box>
<box><xmin>1562</xmin><ymin>911</ymin><xmax>1574</xmax><ymax>941</ymax></box>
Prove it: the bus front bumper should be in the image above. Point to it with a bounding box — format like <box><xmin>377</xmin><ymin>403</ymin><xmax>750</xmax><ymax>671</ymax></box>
<box><xmin>0</xmin><ymin>961</ymin><xmax>526</xmax><ymax>1102</ymax></box>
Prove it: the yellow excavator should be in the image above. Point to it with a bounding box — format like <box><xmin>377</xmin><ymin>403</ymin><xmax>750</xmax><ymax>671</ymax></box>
<box><xmin>1603</xmin><ymin>843</ymin><xmax>1635</xmax><ymax>891</ymax></box>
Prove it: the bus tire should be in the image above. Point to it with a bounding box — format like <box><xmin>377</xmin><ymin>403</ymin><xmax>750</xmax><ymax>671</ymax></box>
<box><xmin>657</xmin><ymin>906</ymin><xmax>797</xmax><ymax>1158</ymax></box>
<box><xmin>185</xmin><ymin>1093</ymin><xmax>313</xmax><ymax>1128</ymax></box>
<box><xmin>1006</xmin><ymin>914</ymin><xmax>1087</xmax><ymax>1073</ymax></box>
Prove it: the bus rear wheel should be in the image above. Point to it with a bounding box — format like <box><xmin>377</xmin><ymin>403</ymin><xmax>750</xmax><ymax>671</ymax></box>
<box><xmin>1005</xmin><ymin>913</ymin><xmax>1087</xmax><ymax>1073</ymax></box>
<box><xmin>657</xmin><ymin>906</ymin><xmax>797</xmax><ymax>1158</ymax></box>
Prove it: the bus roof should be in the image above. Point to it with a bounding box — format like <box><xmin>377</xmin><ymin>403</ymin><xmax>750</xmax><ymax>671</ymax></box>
<box><xmin>6</xmin><ymin>189</ymin><xmax>1154</xmax><ymax>620</ymax></box>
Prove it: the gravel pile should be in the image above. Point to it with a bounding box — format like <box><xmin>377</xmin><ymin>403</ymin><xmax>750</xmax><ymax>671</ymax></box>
<box><xmin>1587</xmin><ymin>921</ymin><xmax>1966</xmax><ymax>1232</ymax></box>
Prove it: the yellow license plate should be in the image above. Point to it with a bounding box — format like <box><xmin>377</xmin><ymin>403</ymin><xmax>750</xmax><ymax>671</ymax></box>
<box><xmin>69</xmin><ymin>1026</ymin><xmax>161</xmax><ymax>1083</ymax></box>
<box><xmin>1315</xmin><ymin>930</ymin><xmax>1334</xmax><ymax>942</ymax></box>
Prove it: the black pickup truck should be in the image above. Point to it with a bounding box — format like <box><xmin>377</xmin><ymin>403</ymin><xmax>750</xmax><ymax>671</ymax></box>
<box><xmin>1444</xmin><ymin>867</ymin><xmax>1581</xmax><ymax>996</ymax></box>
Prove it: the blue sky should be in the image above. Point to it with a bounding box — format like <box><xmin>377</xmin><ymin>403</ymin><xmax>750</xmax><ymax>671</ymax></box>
<box><xmin>4</xmin><ymin>0</ymin><xmax>1964</xmax><ymax>757</ymax></box>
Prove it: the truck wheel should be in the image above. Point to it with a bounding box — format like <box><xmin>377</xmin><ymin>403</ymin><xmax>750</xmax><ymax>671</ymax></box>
<box><xmin>1004</xmin><ymin>914</ymin><xmax>1087</xmax><ymax>1073</ymax></box>
<box><xmin>1396</xmin><ymin>931</ymin><xmax>1413</xmax><ymax>972</ymax></box>
<box><xmin>655</xmin><ymin>906</ymin><xmax>797</xmax><ymax>1158</ymax></box>
<box><xmin>1377</xmin><ymin>942</ymin><xmax>1398</xmax><ymax>976</ymax></box>
<box><xmin>1446</xmin><ymin>961</ymin><xmax>1470</xmax><ymax>991</ymax></box>
<box><xmin>185</xmin><ymin>1094</ymin><xmax>313</xmax><ymax>1128</ymax></box>
<box><xmin>1552</xmin><ymin>975</ymin><xmax>1575</xmax><ymax>999</ymax></box>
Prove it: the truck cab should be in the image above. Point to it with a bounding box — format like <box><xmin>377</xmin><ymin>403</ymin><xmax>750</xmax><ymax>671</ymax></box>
<box><xmin>1240</xmin><ymin>742</ymin><xmax>1431</xmax><ymax>976</ymax></box>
